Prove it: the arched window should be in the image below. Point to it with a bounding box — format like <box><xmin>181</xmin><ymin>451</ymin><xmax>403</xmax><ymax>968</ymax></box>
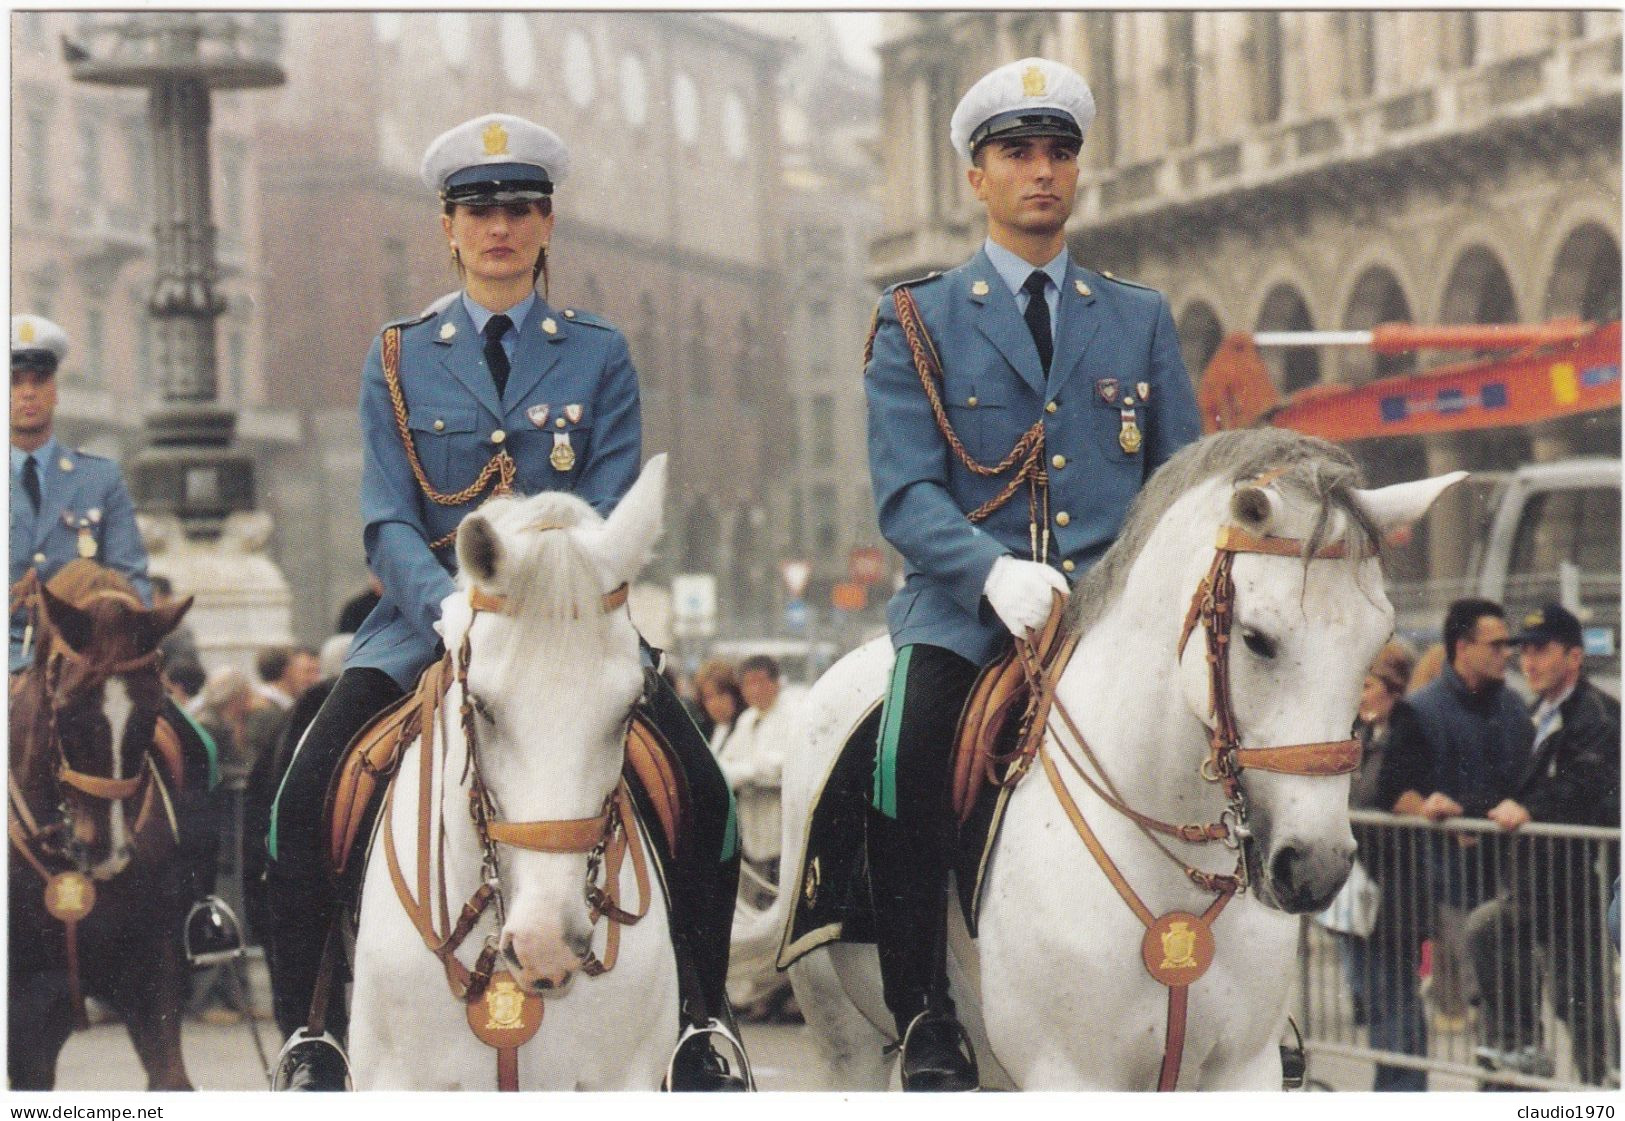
<box><xmin>1255</xmin><ymin>284</ymin><xmax>1318</xmax><ymax>393</ymax></box>
<box><xmin>1341</xmin><ymin>267</ymin><xmax>1415</xmax><ymax>383</ymax></box>
<box><xmin>1544</xmin><ymin>223</ymin><xmax>1621</xmax><ymax>323</ymax></box>
<box><xmin>1440</xmin><ymin>247</ymin><xmax>1518</xmax><ymax>358</ymax></box>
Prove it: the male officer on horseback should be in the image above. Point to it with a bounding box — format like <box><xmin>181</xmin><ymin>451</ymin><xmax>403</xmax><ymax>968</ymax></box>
<box><xmin>264</xmin><ymin>114</ymin><xmax>746</xmax><ymax>1091</ymax></box>
<box><xmin>863</xmin><ymin>58</ymin><xmax>1202</xmax><ymax>1089</ymax></box>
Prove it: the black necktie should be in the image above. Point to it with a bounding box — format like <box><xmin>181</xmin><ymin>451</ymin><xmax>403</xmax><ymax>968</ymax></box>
<box><xmin>483</xmin><ymin>314</ymin><xmax>513</xmax><ymax>399</ymax></box>
<box><xmin>20</xmin><ymin>455</ymin><xmax>41</xmax><ymax>514</ymax></box>
<box><xmin>1022</xmin><ymin>271</ymin><xmax>1053</xmax><ymax>374</ymax></box>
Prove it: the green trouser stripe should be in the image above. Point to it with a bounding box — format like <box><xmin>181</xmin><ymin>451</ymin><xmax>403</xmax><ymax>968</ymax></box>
<box><xmin>720</xmin><ymin>783</ymin><xmax>739</xmax><ymax>863</ymax></box>
<box><xmin>872</xmin><ymin>645</ymin><xmax>915</xmax><ymax>819</ymax></box>
<box><xmin>180</xmin><ymin>710</ymin><xmax>221</xmax><ymax>792</ymax></box>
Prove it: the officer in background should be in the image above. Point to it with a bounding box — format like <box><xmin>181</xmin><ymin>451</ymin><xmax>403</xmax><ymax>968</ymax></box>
<box><xmin>863</xmin><ymin>58</ymin><xmax>1202</xmax><ymax>1089</ymax></box>
<box><xmin>10</xmin><ymin>314</ymin><xmax>151</xmax><ymax>670</ymax></box>
<box><xmin>265</xmin><ymin>114</ymin><xmax>745</xmax><ymax>1090</ymax></box>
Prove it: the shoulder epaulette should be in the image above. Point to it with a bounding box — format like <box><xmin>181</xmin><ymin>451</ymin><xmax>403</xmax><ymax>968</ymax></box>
<box><xmin>382</xmin><ymin>310</ymin><xmax>435</xmax><ymax>333</ymax></box>
<box><xmin>1099</xmin><ymin>270</ymin><xmax>1157</xmax><ymax>292</ymax></box>
<box><xmin>69</xmin><ymin>446</ymin><xmax>109</xmax><ymax>463</ymax></box>
<box><xmin>887</xmin><ymin>270</ymin><xmax>943</xmax><ymax>295</ymax></box>
<box><xmin>558</xmin><ymin>308</ymin><xmax>613</xmax><ymax>330</ymax></box>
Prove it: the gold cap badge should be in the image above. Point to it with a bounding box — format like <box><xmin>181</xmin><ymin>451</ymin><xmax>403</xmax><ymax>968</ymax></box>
<box><xmin>18</xmin><ymin>320</ymin><xmax>35</xmax><ymax>344</ymax></box>
<box><xmin>482</xmin><ymin>121</ymin><xmax>509</xmax><ymax>156</ymax></box>
<box><xmin>1022</xmin><ymin>65</ymin><xmax>1047</xmax><ymax>97</ymax></box>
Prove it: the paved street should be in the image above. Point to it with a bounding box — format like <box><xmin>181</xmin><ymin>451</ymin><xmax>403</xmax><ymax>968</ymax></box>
<box><xmin>46</xmin><ymin>958</ymin><xmax>1430</xmax><ymax>1092</ymax></box>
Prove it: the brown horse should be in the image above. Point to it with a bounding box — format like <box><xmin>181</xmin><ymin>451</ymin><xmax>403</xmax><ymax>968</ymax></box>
<box><xmin>8</xmin><ymin>560</ymin><xmax>195</xmax><ymax>1090</ymax></box>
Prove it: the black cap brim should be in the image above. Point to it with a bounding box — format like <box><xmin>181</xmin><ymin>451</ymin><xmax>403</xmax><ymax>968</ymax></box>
<box><xmin>11</xmin><ymin>350</ymin><xmax>59</xmax><ymax>374</ymax></box>
<box><xmin>442</xmin><ymin>181</ymin><xmax>552</xmax><ymax>206</ymax></box>
<box><xmin>970</xmin><ymin>109</ymin><xmax>1083</xmax><ymax>155</ymax></box>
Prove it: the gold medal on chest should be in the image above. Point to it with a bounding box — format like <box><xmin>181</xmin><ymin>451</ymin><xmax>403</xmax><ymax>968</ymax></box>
<box><xmin>45</xmin><ymin>870</ymin><xmax>97</xmax><ymax>923</ymax></box>
<box><xmin>1141</xmin><ymin>911</ymin><xmax>1215</xmax><ymax>987</ymax></box>
<box><xmin>1118</xmin><ymin>407</ymin><xmax>1142</xmax><ymax>455</ymax></box>
<box><xmin>77</xmin><ymin>528</ymin><xmax>98</xmax><ymax>559</ymax></box>
<box><xmin>550</xmin><ymin>432</ymin><xmax>576</xmax><ymax>472</ymax></box>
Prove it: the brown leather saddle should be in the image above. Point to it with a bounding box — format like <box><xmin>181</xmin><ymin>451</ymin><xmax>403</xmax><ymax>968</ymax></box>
<box><xmin>779</xmin><ymin>599</ymin><xmax>1079</xmax><ymax>965</ymax></box>
<box><xmin>325</xmin><ymin>655</ymin><xmax>687</xmax><ymax>887</ymax></box>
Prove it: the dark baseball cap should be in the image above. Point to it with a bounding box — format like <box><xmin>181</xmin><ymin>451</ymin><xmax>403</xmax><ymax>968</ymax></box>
<box><xmin>1512</xmin><ymin>603</ymin><xmax>1583</xmax><ymax>648</ymax></box>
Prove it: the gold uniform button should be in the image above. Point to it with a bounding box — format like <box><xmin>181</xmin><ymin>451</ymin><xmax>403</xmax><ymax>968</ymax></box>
<box><xmin>491</xmin><ymin>430</ymin><xmax>507</xmax><ymax>445</ymax></box>
<box><xmin>433</xmin><ymin>419</ymin><xmax>445</xmax><ymax>432</ymax></box>
<box><xmin>1062</xmin><ymin>559</ymin><xmax>1076</xmax><ymax>573</ymax></box>
<box><xmin>555</xmin><ymin>417</ymin><xmax>567</xmax><ymax>429</ymax></box>
<box><xmin>32</xmin><ymin>552</ymin><xmax>46</xmax><ymax>564</ymax></box>
<box><xmin>1051</xmin><ymin>454</ymin><xmax>1066</xmax><ymax>469</ymax></box>
<box><xmin>1045</xmin><ymin>401</ymin><xmax>1058</xmax><ymax>414</ymax></box>
<box><xmin>967</xmin><ymin>396</ymin><xmax>978</xmax><ymax>407</ymax></box>
<box><xmin>1055</xmin><ymin>511</ymin><xmax>1071</xmax><ymax>527</ymax></box>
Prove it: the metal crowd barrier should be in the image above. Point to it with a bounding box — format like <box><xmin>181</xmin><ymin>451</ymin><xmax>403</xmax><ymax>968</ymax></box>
<box><xmin>1298</xmin><ymin>809</ymin><xmax>1620</xmax><ymax>1091</ymax></box>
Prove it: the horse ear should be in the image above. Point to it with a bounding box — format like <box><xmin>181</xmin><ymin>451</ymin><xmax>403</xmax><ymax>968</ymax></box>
<box><xmin>1353</xmin><ymin>471</ymin><xmax>1468</xmax><ymax>535</ymax></box>
<box><xmin>39</xmin><ymin>584</ymin><xmax>93</xmax><ymax>653</ymax></box>
<box><xmin>586</xmin><ymin>454</ymin><xmax>667</xmax><ymax>585</ymax></box>
<box><xmin>144</xmin><ymin>595</ymin><xmax>193</xmax><ymax>650</ymax></box>
<box><xmin>457</xmin><ymin>514</ymin><xmax>505</xmax><ymax>585</ymax></box>
<box><xmin>1230</xmin><ymin>484</ymin><xmax>1279</xmax><ymax>531</ymax></box>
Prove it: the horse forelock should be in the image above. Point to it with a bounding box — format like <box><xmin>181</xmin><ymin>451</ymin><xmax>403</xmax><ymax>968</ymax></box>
<box><xmin>1065</xmin><ymin>429</ymin><xmax>1382</xmax><ymax>637</ymax></box>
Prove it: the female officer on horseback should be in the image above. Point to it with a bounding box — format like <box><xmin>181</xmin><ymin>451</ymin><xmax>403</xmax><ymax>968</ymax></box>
<box><xmin>265</xmin><ymin>113</ymin><xmax>744</xmax><ymax>1091</ymax></box>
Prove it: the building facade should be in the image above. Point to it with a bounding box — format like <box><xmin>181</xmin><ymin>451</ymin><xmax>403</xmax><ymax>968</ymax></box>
<box><xmin>872</xmin><ymin>11</ymin><xmax>1621</xmax><ymax>588</ymax></box>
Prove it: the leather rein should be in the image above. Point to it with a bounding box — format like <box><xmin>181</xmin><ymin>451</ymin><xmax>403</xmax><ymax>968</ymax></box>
<box><xmin>1010</xmin><ymin>511</ymin><xmax>1369</xmax><ymax>1090</ymax></box>
<box><xmin>381</xmin><ymin>566</ymin><xmax>646</xmax><ymax>1090</ymax></box>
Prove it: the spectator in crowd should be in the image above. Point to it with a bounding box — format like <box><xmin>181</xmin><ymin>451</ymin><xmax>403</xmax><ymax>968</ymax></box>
<box><xmin>242</xmin><ymin>645</ymin><xmax>320</xmax><ymax>779</ymax></box>
<box><xmin>151</xmin><ymin>575</ymin><xmax>200</xmax><ymax>667</ymax></box>
<box><xmin>335</xmin><ymin>571</ymin><xmax>383</xmax><ymax>636</ymax></box>
<box><xmin>694</xmin><ymin>658</ymin><xmax>746</xmax><ymax>753</ymax></box>
<box><xmin>1387</xmin><ymin>600</ymin><xmax>1534</xmax><ymax>1047</ymax></box>
<box><xmin>715</xmin><ymin>655</ymin><xmax>804</xmax><ymax>1021</ymax></box>
<box><xmin>194</xmin><ymin>666</ymin><xmax>259</xmax><ymax>774</ymax></box>
<box><xmin>165</xmin><ymin>654</ymin><xmax>207</xmax><ymax>710</ymax></box>
<box><xmin>1337</xmin><ymin>641</ymin><xmax>1417</xmax><ymax>1026</ymax></box>
<box><xmin>1466</xmin><ymin>604</ymin><xmax>1620</xmax><ymax>1084</ymax></box>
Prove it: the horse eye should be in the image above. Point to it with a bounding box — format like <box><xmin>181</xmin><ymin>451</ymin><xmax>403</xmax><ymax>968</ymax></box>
<box><xmin>1241</xmin><ymin>628</ymin><xmax>1277</xmax><ymax>660</ymax></box>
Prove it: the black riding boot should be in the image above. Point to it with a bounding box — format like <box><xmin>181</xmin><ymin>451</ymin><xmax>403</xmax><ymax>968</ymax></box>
<box><xmin>867</xmin><ymin>644</ymin><xmax>982</xmax><ymax>1091</ymax></box>
<box><xmin>264</xmin><ymin>668</ymin><xmax>402</xmax><ymax>1091</ymax></box>
<box><xmin>637</xmin><ymin>663</ymin><xmax>750</xmax><ymax>1091</ymax></box>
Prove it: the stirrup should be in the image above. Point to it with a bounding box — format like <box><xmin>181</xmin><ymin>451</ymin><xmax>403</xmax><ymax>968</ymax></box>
<box><xmin>899</xmin><ymin>1010</ymin><xmax>980</xmax><ymax>1091</ymax></box>
<box><xmin>1279</xmin><ymin>1016</ymin><xmax>1306</xmax><ymax>1089</ymax></box>
<box><xmin>663</xmin><ymin>1018</ymin><xmax>756</xmax><ymax>1092</ymax></box>
<box><xmin>184</xmin><ymin>895</ymin><xmax>247</xmax><ymax>968</ymax></box>
<box><xmin>270</xmin><ymin>1029</ymin><xmax>353</xmax><ymax>1092</ymax></box>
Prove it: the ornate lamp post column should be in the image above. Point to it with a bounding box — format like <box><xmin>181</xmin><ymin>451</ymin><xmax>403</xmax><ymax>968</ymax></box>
<box><xmin>68</xmin><ymin>15</ymin><xmax>292</xmax><ymax>671</ymax></box>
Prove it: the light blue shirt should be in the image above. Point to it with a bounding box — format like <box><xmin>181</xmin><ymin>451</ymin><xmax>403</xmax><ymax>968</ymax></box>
<box><xmin>983</xmin><ymin>238</ymin><xmax>1066</xmax><ymax>341</ymax></box>
<box><xmin>10</xmin><ymin>436</ymin><xmax>58</xmax><ymax>491</ymax></box>
<box><xmin>461</xmin><ymin>290</ymin><xmax>538</xmax><ymax>365</ymax></box>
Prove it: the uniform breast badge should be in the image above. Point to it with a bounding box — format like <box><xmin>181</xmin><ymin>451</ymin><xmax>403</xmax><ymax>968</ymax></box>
<box><xmin>1118</xmin><ymin>407</ymin><xmax>1142</xmax><ymax>454</ymax></box>
<box><xmin>1141</xmin><ymin>912</ymin><xmax>1214</xmax><ymax>987</ymax></box>
<box><xmin>550</xmin><ymin>432</ymin><xmax>576</xmax><ymax>472</ymax></box>
<box><xmin>45</xmin><ymin>870</ymin><xmax>96</xmax><ymax>923</ymax></box>
<box><xmin>527</xmin><ymin>404</ymin><xmax>550</xmax><ymax>428</ymax></box>
<box><xmin>77</xmin><ymin>529</ymin><xmax>97</xmax><ymax>559</ymax></box>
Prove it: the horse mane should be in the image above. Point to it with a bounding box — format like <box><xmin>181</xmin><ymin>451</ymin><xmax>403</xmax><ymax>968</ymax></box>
<box><xmin>44</xmin><ymin>558</ymin><xmax>139</xmax><ymax>608</ymax></box>
<box><xmin>1064</xmin><ymin>429</ymin><xmax>1384</xmax><ymax>637</ymax></box>
<box><xmin>459</xmin><ymin>491</ymin><xmax>621</xmax><ymax>693</ymax></box>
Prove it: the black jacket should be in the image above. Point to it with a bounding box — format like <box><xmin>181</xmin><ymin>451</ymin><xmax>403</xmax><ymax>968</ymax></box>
<box><xmin>1515</xmin><ymin>675</ymin><xmax>1620</xmax><ymax>828</ymax></box>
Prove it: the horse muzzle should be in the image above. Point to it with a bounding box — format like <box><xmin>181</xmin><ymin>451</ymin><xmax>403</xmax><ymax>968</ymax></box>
<box><xmin>1252</xmin><ymin>834</ymin><xmax>1354</xmax><ymax>915</ymax></box>
<box><xmin>501</xmin><ymin>923</ymin><xmax>592</xmax><ymax>997</ymax></box>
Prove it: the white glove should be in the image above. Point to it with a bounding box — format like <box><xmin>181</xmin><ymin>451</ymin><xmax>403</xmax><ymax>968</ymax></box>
<box><xmin>983</xmin><ymin>555</ymin><xmax>1068</xmax><ymax>639</ymax></box>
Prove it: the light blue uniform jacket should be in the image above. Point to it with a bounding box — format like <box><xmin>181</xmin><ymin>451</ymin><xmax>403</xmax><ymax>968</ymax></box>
<box><xmin>10</xmin><ymin>442</ymin><xmax>151</xmax><ymax>669</ymax></box>
<box><xmin>346</xmin><ymin>294</ymin><xmax>641</xmax><ymax>690</ymax></box>
<box><xmin>865</xmin><ymin>248</ymin><xmax>1201</xmax><ymax>666</ymax></box>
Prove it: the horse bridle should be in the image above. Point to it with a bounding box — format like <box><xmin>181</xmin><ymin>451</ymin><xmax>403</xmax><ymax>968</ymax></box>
<box><xmin>384</xmin><ymin>555</ymin><xmax>644</xmax><ymax>1006</ymax></box>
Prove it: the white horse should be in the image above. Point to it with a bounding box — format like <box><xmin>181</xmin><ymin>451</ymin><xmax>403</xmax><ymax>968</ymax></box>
<box><xmin>772</xmin><ymin>430</ymin><xmax>1463</xmax><ymax>1090</ymax></box>
<box><xmin>348</xmin><ymin>455</ymin><xmax>679</xmax><ymax>1090</ymax></box>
